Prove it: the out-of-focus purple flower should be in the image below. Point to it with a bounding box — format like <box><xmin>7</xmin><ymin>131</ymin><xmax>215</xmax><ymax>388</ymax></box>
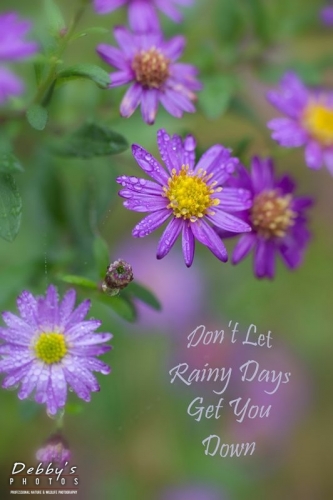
<box><xmin>116</xmin><ymin>238</ymin><xmax>205</xmax><ymax>332</ymax></box>
<box><xmin>94</xmin><ymin>0</ymin><xmax>193</xmax><ymax>28</ymax></box>
<box><xmin>36</xmin><ymin>433</ymin><xmax>71</xmax><ymax>468</ymax></box>
<box><xmin>320</xmin><ymin>5</ymin><xmax>333</xmax><ymax>25</ymax></box>
<box><xmin>116</xmin><ymin>128</ymin><xmax>252</xmax><ymax>267</ymax></box>
<box><xmin>0</xmin><ymin>285</ymin><xmax>112</xmax><ymax>416</ymax></box>
<box><xmin>226</xmin><ymin>338</ymin><xmax>310</xmax><ymax>458</ymax></box>
<box><xmin>97</xmin><ymin>27</ymin><xmax>202</xmax><ymax>124</ymax></box>
<box><xmin>160</xmin><ymin>485</ymin><xmax>227</xmax><ymax>500</ymax></box>
<box><xmin>0</xmin><ymin>12</ymin><xmax>38</xmax><ymax>104</ymax></box>
<box><xmin>216</xmin><ymin>157</ymin><xmax>313</xmax><ymax>279</ymax></box>
<box><xmin>267</xmin><ymin>71</ymin><xmax>333</xmax><ymax>174</ymax></box>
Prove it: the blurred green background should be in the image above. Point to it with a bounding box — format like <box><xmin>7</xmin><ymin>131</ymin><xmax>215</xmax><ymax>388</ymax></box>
<box><xmin>0</xmin><ymin>0</ymin><xmax>333</xmax><ymax>498</ymax></box>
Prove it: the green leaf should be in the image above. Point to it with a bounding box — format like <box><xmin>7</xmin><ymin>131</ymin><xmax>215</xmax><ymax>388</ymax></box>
<box><xmin>93</xmin><ymin>236</ymin><xmax>110</xmax><ymax>279</ymax></box>
<box><xmin>0</xmin><ymin>152</ymin><xmax>24</xmax><ymax>174</ymax></box>
<box><xmin>51</xmin><ymin>122</ymin><xmax>129</xmax><ymax>158</ymax></box>
<box><xmin>200</xmin><ymin>75</ymin><xmax>235</xmax><ymax>119</ymax></box>
<box><xmin>56</xmin><ymin>64</ymin><xmax>110</xmax><ymax>89</ymax></box>
<box><xmin>95</xmin><ymin>293</ymin><xmax>136</xmax><ymax>322</ymax></box>
<box><xmin>58</xmin><ymin>274</ymin><xmax>97</xmax><ymax>289</ymax></box>
<box><xmin>26</xmin><ymin>104</ymin><xmax>48</xmax><ymax>131</ymax></box>
<box><xmin>248</xmin><ymin>0</ymin><xmax>270</xmax><ymax>43</ymax></box>
<box><xmin>126</xmin><ymin>281</ymin><xmax>161</xmax><ymax>311</ymax></box>
<box><xmin>44</xmin><ymin>0</ymin><xmax>66</xmax><ymax>33</ymax></box>
<box><xmin>0</xmin><ymin>174</ymin><xmax>22</xmax><ymax>242</ymax></box>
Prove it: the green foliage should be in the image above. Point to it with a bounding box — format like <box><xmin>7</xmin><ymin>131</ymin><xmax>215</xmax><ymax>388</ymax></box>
<box><xmin>0</xmin><ymin>152</ymin><xmax>24</xmax><ymax>174</ymax></box>
<box><xmin>200</xmin><ymin>75</ymin><xmax>236</xmax><ymax>119</ymax></box>
<box><xmin>56</xmin><ymin>64</ymin><xmax>111</xmax><ymax>89</ymax></box>
<box><xmin>26</xmin><ymin>104</ymin><xmax>49</xmax><ymax>131</ymax></box>
<box><xmin>44</xmin><ymin>0</ymin><xmax>66</xmax><ymax>34</ymax></box>
<box><xmin>93</xmin><ymin>236</ymin><xmax>110</xmax><ymax>279</ymax></box>
<box><xmin>0</xmin><ymin>174</ymin><xmax>22</xmax><ymax>242</ymax></box>
<box><xmin>51</xmin><ymin>122</ymin><xmax>129</xmax><ymax>158</ymax></box>
<box><xmin>125</xmin><ymin>281</ymin><xmax>161</xmax><ymax>311</ymax></box>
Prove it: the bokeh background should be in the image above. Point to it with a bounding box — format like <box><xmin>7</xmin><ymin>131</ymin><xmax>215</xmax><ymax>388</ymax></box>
<box><xmin>0</xmin><ymin>0</ymin><xmax>333</xmax><ymax>499</ymax></box>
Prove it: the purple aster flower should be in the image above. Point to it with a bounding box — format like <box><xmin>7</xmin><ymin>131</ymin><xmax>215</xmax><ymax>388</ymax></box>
<box><xmin>217</xmin><ymin>157</ymin><xmax>313</xmax><ymax>279</ymax></box>
<box><xmin>116</xmin><ymin>129</ymin><xmax>252</xmax><ymax>267</ymax></box>
<box><xmin>320</xmin><ymin>5</ymin><xmax>333</xmax><ymax>25</ymax></box>
<box><xmin>267</xmin><ymin>71</ymin><xmax>333</xmax><ymax>174</ymax></box>
<box><xmin>0</xmin><ymin>285</ymin><xmax>112</xmax><ymax>416</ymax></box>
<box><xmin>94</xmin><ymin>0</ymin><xmax>193</xmax><ymax>28</ymax></box>
<box><xmin>0</xmin><ymin>12</ymin><xmax>38</xmax><ymax>104</ymax></box>
<box><xmin>36</xmin><ymin>433</ymin><xmax>71</xmax><ymax>468</ymax></box>
<box><xmin>97</xmin><ymin>27</ymin><xmax>202</xmax><ymax>124</ymax></box>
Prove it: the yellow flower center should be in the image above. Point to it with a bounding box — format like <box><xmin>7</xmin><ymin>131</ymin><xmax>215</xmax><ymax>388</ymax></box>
<box><xmin>303</xmin><ymin>102</ymin><xmax>333</xmax><ymax>145</ymax></box>
<box><xmin>250</xmin><ymin>190</ymin><xmax>296</xmax><ymax>238</ymax></box>
<box><xmin>132</xmin><ymin>47</ymin><xmax>170</xmax><ymax>88</ymax></box>
<box><xmin>163</xmin><ymin>165</ymin><xmax>221</xmax><ymax>222</ymax></box>
<box><xmin>35</xmin><ymin>332</ymin><xmax>67</xmax><ymax>364</ymax></box>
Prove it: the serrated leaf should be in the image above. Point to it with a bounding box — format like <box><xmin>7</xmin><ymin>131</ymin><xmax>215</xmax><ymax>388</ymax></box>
<box><xmin>0</xmin><ymin>152</ymin><xmax>23</xmax><ymax>174</ymax></box>
<box><xmin>200</xmin><ymin>75</ymin><xmax>235</xmax><ymax>119</ymax></box>
<box><xmin>125</xmin><ymin>281</ymin><xmax>161</xmax><ymax>311</ymax></box>
<box><xmin>57</xmin><ymin>64</ymin><xmax>110</xmax><ymax>89</ymax></box>
<box><xmin>58</xmin><ymin>274</ymin><xmax>97</xmax><ymax>289</ymax></box>
<box><xmin>0</xmin><ymin>174</ymin><xmax>22</xmax><ymax>242</ymax></box>
<box><xmin>93</xmin><ymin>236</ymin><xmax>110</xmax><ymax>279</ymax></box>
<box><xmin>95</xmin><ymin>293</ymin><xmax>136</xmax><ymax>322</ymax></box>
<box><xmin>44</xmin><ymin>0</ymin><xmax>65</xmax><ymax>33</ymax></box>
<box><xmin>26</xmin><ymin>104</ymin><xmax>48</xmax><ymax>131</ymax></box>
<box><xmin>51</xmin><ymin>122</ymin><xmax>129</xmax><ymax>158</ymax></box>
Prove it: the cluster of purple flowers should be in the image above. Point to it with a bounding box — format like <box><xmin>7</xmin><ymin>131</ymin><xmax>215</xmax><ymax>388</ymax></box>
<box><xmin>95</xmin><ymin>0</ymin><xmax>201</xmax><ymax>124</ymax></box>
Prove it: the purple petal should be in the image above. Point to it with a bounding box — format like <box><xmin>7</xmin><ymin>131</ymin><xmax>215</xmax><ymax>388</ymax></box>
<box><xmin>195</xmin><ymin>145</ymin><xmax>238</xmax><ymax>185</ymax></box>
<box><xmin>182</xmin><ymin>223</ymin><xmax>195</xmax><ymax>267</ymax></box>
<box><xmin>141</xmin><ymin>88</ymin><xmax>159</xmax><ymax>125</ymax></box>
<box><xmin>128</xmin><ymin>0</ymin><xmax>160</xmax><ymax>32</ymax></box>
<box><xmin>305</xmin><ymin>141</ymin><xmax>323</xmax><ymax>169</ymax></box>
<box><xmin>215</xmin><ymin>187</ymin><xmax>252</xmax><ymax>212</ymax></box>
<box><xmin>96</xmin><ymin>44</ymin><xmax>127</xmax><ymax>70</ymax></box>
<box><xmin>65</xmin><ymin>320</ymin><xmax>102</xmax><ymax>341</ymax></box>
<box><xmin>120</xmin><ymin>83</ymin><xmax>143</xmax><ymax>117</ymax></box>
<box><xmin>85</xmin><ymin>358</ymin><xmax>111</xmax><ymax>375</ymax></box>
<box><xmin>292</xmin><ymin>197</ymin><xmax>314</xmax><ymax>211</ymax></box>
<box><xmin>155</xmin><ymin>0</ymin><xmax>183</xmax><ymax>21</ymax></box>
<box><xmin>1</xmin><ymin>312</ymin><xmax>34</xmax><ymax>340</ymax></box>
<box><xmin>0</xmin><ymin>67</ymin><xmax>24</xmax><ymax>103</ymax></box>
<box><xmin>116</xmin><ymin>175</ymin><xmax>163</xmax><ymax>196</ymax></box>
<box><xmin>157</xmin><ymin>218</ymin><xmax>183</xmax><ymax>259</ymax></box>
<box><xmin>276</xmin><ymin>174</ymin><xmax>296</xmax><ymax>194</ymax></box>
<box><xmin>18</xmin><ymin>361</ymin><xmax>44</xmax><ymax>400</ymax></box>
<box><xmin>58</xmin><ymin>289</ymin><xmax>76</xmax><ymax>326</ymax></box>
<box><xmin>65</xmin><ymin>300</ymin><xmax>91</xmax><ymax>328</ymax></box>
<box><xmin>110</xmin><ymin>70</ymin><xmax>133</xmax><ymax>87</ymax></box>
<box><xmin>159</xmin><ymin>91</ymin><xmax>183</xmax><ymax>118</ymax></box>
<box><xmin>163</xmin><ymin>87</ymin><xmax>196</xmax><ymax>113</ymax></box>
<box><xmin>162</xmin><ymin>35</ymin><xmax>185</xmax><ymax>60</ymax></box>
<box><xmin>232</xmin><ymin>233</ymin><xmax>256</xmax><ymax>264</ymax></box>
<box><xmin>50</xmin><ymin>365</ymin><xmax>67</xmax><ymax>408</ymax></box>
<box><xmin>251</xmin><ymin>156</ymin><xmax>274</xmax><ymax>193</ymax></box>
<box><xmin>323</xmin><ymin>148</ymin><xmax>333</xmax><ymax>175</ymax></box>
<box><xmin>35</xmin><ymin>365</ymin><xmax>51</xmax><ymax>404</ymax></box>
<box><xmin>254</xmin><ymin>238</ymin><xmax>276</xmax><ymax>279</ymax></box>
<box><xmin>16</xmin><ymin>290</ymin><xmax>38</xmax><ymax>328</ymax></box>
<box><xmin>191</xmin><ymin>219</ymin><xmax>228</xmax><ymax>262</ymax></box>
<box><xmin>268</xmin><ymin>118</ymin><xmax>308</xmax><ymax>147</ymax></box>
<box><xmin>157</xmin><ymin>129</ymin><xmax>183</xmax><ymax>173</ymax></box>
<box><xmin>113</xmin><ymin>26</ymin><xmax>137</xmax><ymax>57</ymax></box>
<box><xmin>132</xmin><ymin>144</ymin><xmax>169</xmax><ymax>185</ymax></box>
<box><xmin>94</xmin><ymin>0</ymin><xmax>126</xmax><ymax>14</ymax></box>
<box><xmin>132</xmin><ymin>209</ymin><xmax>171</xmax><ymax>237</ymax></box>
<box><xmin>120</xmin><ymin>190</ymin><xmax>168</xmax><ymax>212</ymax></box>
<box><xmin>267</xmin><ymin>72</ymin><xmax>308</xmax><ymax>119</ymax></box>
<box><xmin>207</xmin><ymin>209</ymin><xmax>252</xmax><ymax>233</ymax></box>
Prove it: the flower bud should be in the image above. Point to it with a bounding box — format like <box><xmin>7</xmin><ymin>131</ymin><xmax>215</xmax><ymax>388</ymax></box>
<box><xmin>102</xmin><ymin>259</ymin><xmax>134</xmax><ymax>296</ymax></box>
<box><xmin>36</xmin><ymin>433</ymin><xmax>71</xmax><ymax>468</ymax></box>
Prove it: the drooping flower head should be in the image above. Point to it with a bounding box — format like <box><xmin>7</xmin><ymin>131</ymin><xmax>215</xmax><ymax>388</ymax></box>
<box><xmin>0</xmin><ymin>285</ymin><xmax>112</xmax><ymax>416</ymax></box>
<box><xmin>36</xmin><ymin>433</ymin><xmax>71</xmax><ymax>468</ymax></box>
<box><xmin>267</xmin><ymin>72</ymin><xmax>333</xmax><ymax>174</ymax></box>
<box><xmin>0</xmin><ymin>12</ymin><xmax>38</xmax><ymax>104</ymax></box>
<box><xmin>94</xmin><ymin>0</ymin><xmax>193</xmax><ymax>29</ymax></box>
<box><xmin>216</xmin><ymin>157</ymin><xmax>313</xmax><ymax>279</ymax></box>
<box><xmin>116</xmin><ymin>129</ymin><xmax>252</xmax><ymax>267</ymax></box>
<box><xmin>97</xmin><ymin>27</ymin><xmax>202</xmax><ymax>124</ymax></box>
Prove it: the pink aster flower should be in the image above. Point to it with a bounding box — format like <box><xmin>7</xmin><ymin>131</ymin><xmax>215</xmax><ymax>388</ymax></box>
<box><xmin>216</xmin><ymin>157</ymin><xmax>313</xmax><ymax>279</ymax></box>
<box><xmin>267</xmin><ymin>71</ymin><xmax>333</xmax><ymax>174</ymax></box>
<box><xmin>97</xmin><ymin>27</ymin><xmax>202</xmax><ymax>124</ymax></box>
<box><xmin>0</xmin><ymin>12</ymin><xmax>38</xmax><ymax>104</ymax></box>
<box><xmin>94</xmin><ymin>0</ymin><xmax>193</xmax><ymax>28</ymax></box>
<box><xmin>0</xmin><ymin>285</ymin><xmax>112</xmax><ymax>416</ymax></box>
<box><xmin>320</xmin><ymin>5</ymin><xmax>333</xmax><ymax>25</ymax></box>
<box><xmin>116</xmin><ymin>129</ymin><xmax>252</xmax><ymax>267</ymax></box>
